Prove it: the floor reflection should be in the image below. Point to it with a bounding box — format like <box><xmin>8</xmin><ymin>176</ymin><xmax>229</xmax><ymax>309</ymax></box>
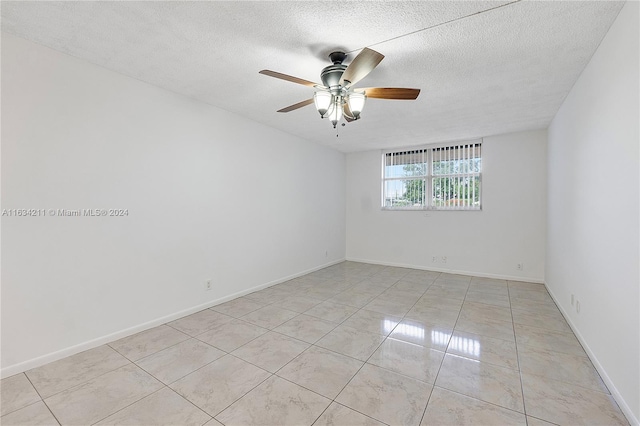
<box><xmin>448</xmin><ymin>334</ymin><xmax>480</xmax><ymax>357</ymax></box>
<box><xmin>388</xmin><ymin>321</ymin><xmax>425</xmax><ymax>340</ymax></box>
<box><xmin>431</xmin><ymin>330</ymin><xmax>452</xmax><ymax>348</ymax></box>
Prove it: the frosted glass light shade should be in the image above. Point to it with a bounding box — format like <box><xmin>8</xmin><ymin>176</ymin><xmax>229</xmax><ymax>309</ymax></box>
<box><xmin>347</xmin><ymin>92</ymin><xmax>366</xmax><ymax>118</ymax></box>
<box><xmin>329</xmin><ymin>98</ymin><xmax>343</xmax><ymax>128</ymax></box>
<box><xmin>313</xmin><ymin>91</ymin><xmax>332</xmax><ymax>116</ymax></box>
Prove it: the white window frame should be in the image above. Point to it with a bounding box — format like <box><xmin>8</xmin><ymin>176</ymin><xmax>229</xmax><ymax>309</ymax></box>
<box><xmin>381</xmin><ymin>139</ymin><xmax>482</xmax><ymax>211</ymax></box>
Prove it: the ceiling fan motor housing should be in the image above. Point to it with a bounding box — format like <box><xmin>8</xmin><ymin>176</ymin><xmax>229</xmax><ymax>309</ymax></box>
<box><xmin>321</xmin><ymin>51</ymin><xmax>348</xmax><ymax>90</ymax></box>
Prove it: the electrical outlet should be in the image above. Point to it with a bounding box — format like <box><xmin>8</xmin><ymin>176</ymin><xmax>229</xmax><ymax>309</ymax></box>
<box><xmin>516</xmin><ymin>263</ymin><xmax>523</xmax><ymax>271</ymax></box>
<box><xmin>441</xmin><ymin>256</ymin><xmax>447</xmax><ymax>264</ymax></box>
<box><xmin>432</xmin><ymin>256</ymin><xmax>437</xmax><ymax>262</ymax></box>
<box><xmin>576</xmin><ymin>300</ymin><xmax>581</xmax><ymax>313</ymax></box>
<box><xmin>204</xmin><ymin>280</ymin><xmax>212</xmax><ymax>291</ymax></box>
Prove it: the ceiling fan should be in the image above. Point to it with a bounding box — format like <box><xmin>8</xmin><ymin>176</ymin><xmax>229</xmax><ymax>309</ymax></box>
<box><xmin>259</xmin><ymin>48</ymin><xmax>420</xmax><ymax>129</ymax></box>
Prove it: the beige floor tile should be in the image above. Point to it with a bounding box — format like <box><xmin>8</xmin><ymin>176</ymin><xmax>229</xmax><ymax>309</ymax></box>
<box><xmin>273</xmin><ymin>314</ymin><xmax>337</xmax><ymax>344</ymax></box>
<box><xmin>215</xmin><ymin>375</ymin><xmax>330</xmax><ymax>426</ymax></box>
<box><xmin>402</xmin><ymin>270</ymin><xmax>440</xmax><ymax>284</ymax></box>
<box><xmin>168</xmin><ymin>310</ymin><xmax>234</xmax><ymax>336</ymax></box>
<box><xmin>391</xmin><ymin>280</ymin><xmax>431</xmax><ymax>293</ymax></box>
<box><xmin>109</xmin><ymin>325</ymin><xmax>190</xmax><ymax>361</ymax></box>
<box><xmin>379</xmin><ymin>290</ymin><xmax>422</xmax><ymax>306</ymax></box>
<box><xmin>508</xmin><ymin>288</ymin><xmax>553</xmax><ymax>302</ymax></box>
<box><xmin>0</xmin><ymin>401</ymin><xmax>59</xmax><ymax>426</ymax></box>
<box><xmin>514</xmin><ymin>324</ymin><xmax>587</xmax><ymax>357</ymax></box>
<box><xmin>460</xmin><ymin>301</ymin><xmax>512</xmax><ymax>323</ymax></box>
<box><xmin>356</xmin><ymin>281</ymin><xmax>394</xmax><ymax>291</ymax></box>
<box><xmin>136</xmin><ymin>339</ymin><xmax>225</xmax><ymax>384</ymax></box>
<box><xmin>416</xmin><ymin>294</ymin><xmax>464</xmax><ymax>310</ymax></box>
<box><xmin>368</xmin><ymin>338</ymin><xmax>444</xmax><ymax>383</ymax></box>
<box><xmin>210</xmin><ymin>297</ymin><xmax>265</xmax><ymax>317</ymax></box>
<box><xmin>455</xmin><ymin>315</ymin><xmax>515</xmax><ymax>341</ymax></box>
<box><xmin>377</xmin><ymin>267</ymin><xmax>411</xmax><ymax>279</ymax></box>
<box><xmin>170</xmin><ymin>355</ymin><xmax>270</xmax><ymax>417</ymax></box>
<box><xmin>312</xmin><ymin>402</ymin><xmax>385</xmax><ymax>426</ymax></box>
<box><xmin>447</xmin><ymin>330</ymin><xmax>519</xmax><ymax>370</ymax></box>
<box><xmin>350</xmin><ymin>280</ymin><xmax>391</xmax><ymax>292</ymax></box>
<box><xmin>95</xmin><ymin>387</ymin><xmax>211</xmax><ymax>425</ymax></box>
<box><xmin>304</xmin><ymin>286</ymin><xmax>345</xmax><ymax>300</ymax></box>
<box><xmin>468</xmin><ymin>286</ymin><xmax>510</xmax><ymax>298</ymax></box>
<box><xmin>511</xmin><ymin>309</ymin><xmax>571</xmax><ymax>333</ymax></box>
<box><xmin>26</xmin><ymin>345</ymin><xmax>130</xmax><ymax>398</ymax></box>
<box><xmin>327</xmin><ymin>290</ymin><xmax>378</xmax><ymax>308</ymax></box>
<box><xmin>507</xmin><ymin>281</ymin><xmax>547</xmax><ymax>292</ymax></box>
<box><xmin>517</xmin><ymin>345</ymin><xmax>607</xmax><ymax>392</ymax></box>
<box><xmin>336</xmin><ymin>363</ymin><xmax>432</xmax><ymax>426</ymax></box>
<box><xmin>464</xmin><ymin>290</ymin><xmax>511</xmax><ymax>308</ymax></box>
<box><xmin>363</xmin><ymin>296</ymin><xmax>414</xmax><ymax>317</ymax></box>
<box><xmin>424</xmin><ymin>286</ymin><xmax>468</xmax><ymax>300</ymax></box>
<box><xmin>436</xmin><ymin>354</ymin><xmax>524</xmax><ymax>412</ymax></box>
<box><xmin>231</xmin><ymin>331</ymin><xmax>309</xmax><ymax>373</ymax></box>
<box><xmin>195</xmin><ymin>319</ymin><xmax>268</xmax><ymax>352</ymax></box>
<box><xmin>468</xmin><ymin>281</ymin><xmax>509</xmax><ymax>296</ymax></box>
<box><xmin>389</xmin><ymin>319</ymin><xmax>453</xmax><ymax>350</ymax></box>
<box><xmin>509</xmin><ymin>297</ymin><xmax>561</xmax><ymax>315</ymax></box>
<box><xmin>382</xmin><ymin>283</ymin><xmax>423</xmax><ymax>295</ymax></box>
<box><xmin>521</xmin><ymin>373</ymin><xmax>628</xmax><ymax>425</ymax></box>
<box><xmin>315</xmin><ymin>325</ymin><xmax>385</xmax><ymax>361</ymax></box>
<box><xmin>470</xmin><ymin>277</ymin><xmax>508</xmax><ymax>287</ymax></box>
<box><xmin>203</xmin><ymin>419</ymin><xmax>224</xmax><ymax>426</ymax></box>
<box><xmin>525</xmin><ymin>416</ymin><xmax>558</xmax><ymax>426</ymax></box>
<box><xmin>273</xmin><ymin>296</ymin><xmax>323</xmax><ymax>313</ymax></box>
<box><xmin>240</xmin><ymin>305</ymin><xmax>300</xmax><ymax>329</ymax></box>
<box><xmin>304</xmin><ymin>301</ymin><xmax>359</xmax><ymax>323</ymax></box>
<box><xmin>405</xmin><ymin>305</ymin><xmax>460</xmax><ymax>327</ymax></box>
<box><xmin>434</xmin><ymin>275</ymin><xmax>471</xmax><ymax>288</ymax></box>
<box><xmin>0</xmin><ymin>373</ymin><xmax>41</xmax><ymax>416</ymax></box>
<box><xmin>277</xmin><ymin>346</ymin><xmax>363</xmax><ymax>398</ymax></box>
<box><xmin>44</xmin><ymin>364</ymin><xmax>162</xmax><ymax>425</ymax></box>
<box><xmin>421</xmin><ymin>387</ymin><xmax>526</xmax><ymax>425</ymax></box>
<box><xmin>341</xmin><ymin>309</ymin><xmax>402</xmax><ymax>336</ymax></box>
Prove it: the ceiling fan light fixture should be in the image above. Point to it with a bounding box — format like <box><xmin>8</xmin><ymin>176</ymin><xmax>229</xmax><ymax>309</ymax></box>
<box><xmin>347</xmin><ymin>92</ymin><xmax>366</xmax><ymax>119</ymax></box>
<box><xmin>329</xmin><ymin>97</ymin><xmax>343</xmax><ymax>128</ymax></box>
<box><xmin>260</xmin><ymin>47</ymin><xmax>420</xmax><ymax>130</ymax></box>
<box><xmin>313</xmin><ymin>91</ymin><xmax>332</xmax><ymax>117</ymax></box>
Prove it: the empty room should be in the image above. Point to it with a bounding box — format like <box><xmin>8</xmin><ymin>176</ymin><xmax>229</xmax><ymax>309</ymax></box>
<box><xmin>1</xmin><ymin>1</ymin><xmax>638</xmax><ymax>426</ymax></box>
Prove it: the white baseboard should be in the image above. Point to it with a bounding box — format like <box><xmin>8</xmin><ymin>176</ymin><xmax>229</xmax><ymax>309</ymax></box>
<box><xmin>346</xmin><ymin>257</ymin><xmax>544</xmax><ymax>283</ymax></box>
<box><xmin>0</xmin><ymin>258</ymin><xmax>346</xmax><ymax>379</ymax></box>
<box><xmin>545</xmin><ymin>284</ymin><xmax>639</xmax><ymax>426</ymax></box>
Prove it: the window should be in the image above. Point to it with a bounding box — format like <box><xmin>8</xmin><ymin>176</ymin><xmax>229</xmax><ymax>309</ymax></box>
<box><xmin>382</xmin><ymin>140</ymin><xmax>482</xmax><ymax>210</ymax></box>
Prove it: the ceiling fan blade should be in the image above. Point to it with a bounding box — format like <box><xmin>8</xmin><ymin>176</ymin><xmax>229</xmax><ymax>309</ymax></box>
<box><xmin>277</xmin><ymin>98</ymin><xmax>314</xmax><ymax>113</ymax></box>
<box><xmin>339</xmin><ymin>47</ymin><xmax>384</xmax><ymax>87</ymax></box>
<box><xmin>259</xmin><ymin>70</ymin><xmax>319</xmax><ymax>87</ymax></box>
<box><xmin>358</xmin><ymin>87</ymin><xmax>421</xmax><ymax>100</ymax></box>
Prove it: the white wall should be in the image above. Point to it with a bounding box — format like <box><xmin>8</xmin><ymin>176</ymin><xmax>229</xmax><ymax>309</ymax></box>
<box><xmin>1</xmin><ymin>34</ymin><xmax>346</xmax><ymax>375</ymax></box>
<box><xmin>346</xmin><ymin>129</ymin><xmax>547</xmax><ymax>282</ymax></box>
<box><xmin>546</xmin><ymin>2</ymin><xmax>639</xmax><ymax>423</ymax></box>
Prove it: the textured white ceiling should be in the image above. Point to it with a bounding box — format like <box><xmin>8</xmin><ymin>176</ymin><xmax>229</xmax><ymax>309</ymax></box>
<box><xmin>1</xmin><ymin>1</ymin><xmax>624</xmax><ymax>152</ymax></box>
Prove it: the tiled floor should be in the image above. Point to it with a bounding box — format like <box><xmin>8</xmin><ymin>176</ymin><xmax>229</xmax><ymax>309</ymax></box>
<box><xmin>0</xmin><ymin>262</ymin><xmax>630</xmax><ymax>425</ymax></box>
